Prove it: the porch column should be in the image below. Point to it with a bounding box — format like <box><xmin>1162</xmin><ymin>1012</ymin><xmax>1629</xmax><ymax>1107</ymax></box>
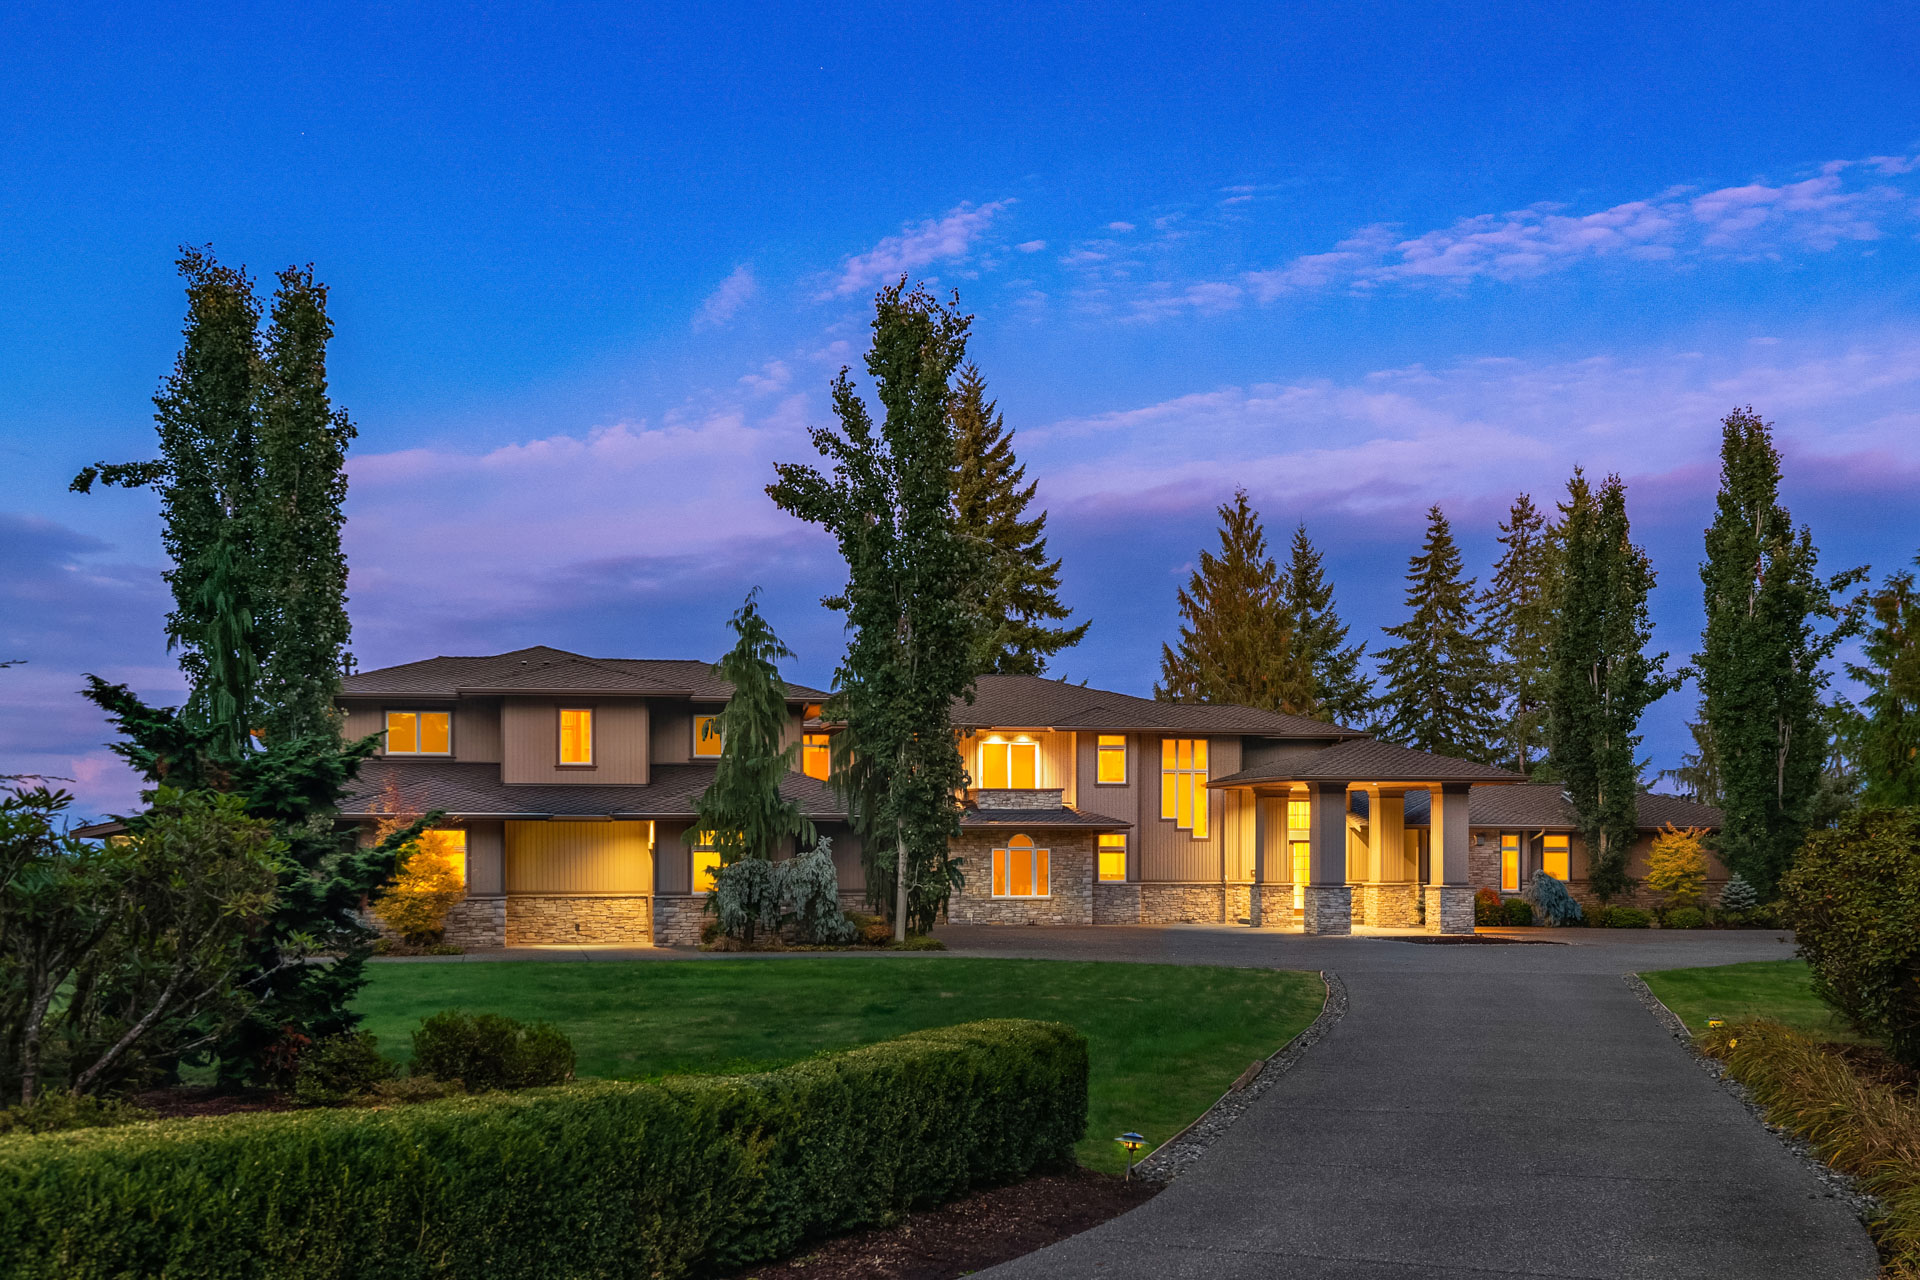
<box><xmin>1425</xmin><ymin>782</ymin><xmax>1474</xmax><ymax>934</ymax></box>
<box><xmin>1361</xmin><ymin>787</ymin><xmax>1416</xmax><ymax>928</ymax></box>
<box><xmin>1303</xmin><ymin>780</ymin><xmax>1352</xmax><ymax>935</ymax></box>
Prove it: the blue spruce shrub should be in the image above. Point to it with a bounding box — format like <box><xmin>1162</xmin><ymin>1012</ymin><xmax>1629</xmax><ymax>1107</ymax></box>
<box><xmin>1718</xmin><ymin>872</ymin><xmax>1760</xmax><ymax>915</ymax></box>
<box><xmin>774</xmin><ymin>837</ymin><xmax>856</xmax><ymax>944</ymax></box>
<box><xmin>1526</xmin><ymin>872</ymin><xmax>1585</xmax><ymax>926</ymax></box>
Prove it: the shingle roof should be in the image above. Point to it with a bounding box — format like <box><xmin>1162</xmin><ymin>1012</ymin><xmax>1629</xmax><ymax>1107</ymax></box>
<box><xmin>954</xmin><ymin>674</ymin><xmax>1365</xmax><ymax>738</ymax></box>
<box><xmin>340</xmin><ymin>647</ymin><xmax>828</xmax><ymax>701</ymax></box>
<box><xmin>1352</xmin><ymin>784</ymin><xmax>1723</xmax><ymax>831</ymax></box>
<box><xmin>1211</xmin><ymin>737</ymin><xmax>1523</xmax><ymax>786</ymax></box>
<box><xmin>341</xmin><ymin>760</ymin><xmax>845</xmax><ymax>820</ymax></box>
<box><xmin>959</xmin><ymin>807</ymin><xmax>1132</xmax><ymax>830</ymax></box>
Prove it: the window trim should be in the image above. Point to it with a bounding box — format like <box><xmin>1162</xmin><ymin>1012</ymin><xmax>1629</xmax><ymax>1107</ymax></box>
<box><xmin>384</xmin><ymin>709</ymin><xmax>453</xmax><ymax>757</ymax></box>
<box><xmin>978</xmin><ymin>736</ymin><xmax>1039</xmax><ymax>790</ymax></box>
<box><xmin>1500</xmin><ymin>832</ymin><xmax>1521</xmax><ymax>894</ymax></box>
<box><xmin>990</xmin><ymin>834</ymin><xmax>1051</xmax><ymax>898</ymax></box>
<box><xmin>691</xmin><ymin>830</ymin><xmax>722</xmax><ymax>894</ymax></box>
<box><xmin>693</xmin><ymin>712</ymin><xmax>724</xmax><ymax>759</ymax></box>
<box><xmin>1097</xmin><ymin>832</ymin><xmax>1128</xmax><ymax>882</ymax></box>
<box><xmin>558</xmin><ymin>707</ymin><xmax>596</xmax><ymax>768</ymax></box>
<box><xmin>1095</xmin><ymin>734</ymin><xmax>1128</xmax><ymax>785</ymax></box>
<box><xmin>801</xmin><ymin>732</ymin><xmax>831</xmax><ymax>781</ymax></box>
<box><xmin>1542</xmin><ymin>832</ymin><xmax>1572</xmax><ymax>883</ymax></box>
<box><xmin>1159</xmin><ymin>737</ymin><xmax>1210</xmax><ymax>840</ymax></box>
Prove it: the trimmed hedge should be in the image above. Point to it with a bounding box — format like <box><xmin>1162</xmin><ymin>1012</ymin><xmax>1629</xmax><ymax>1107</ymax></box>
<box><xmin>0</xmin><ymin>1019</ymin><xmax>1087</xmax><ymax>1279</ymax></box>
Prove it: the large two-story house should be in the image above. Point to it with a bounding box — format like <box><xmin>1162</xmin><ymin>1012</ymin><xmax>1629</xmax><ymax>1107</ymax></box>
<box><xmin>338</xmin><ymin>647</ymin><xmax>1726</xmax><ymax>947</ymax></box>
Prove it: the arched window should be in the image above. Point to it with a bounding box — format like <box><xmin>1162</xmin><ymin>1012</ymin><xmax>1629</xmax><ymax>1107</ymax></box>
<box><xmin>991</xmin><ymin>834</ymin><xmax>1050</xmax><ymax>898</ymax></box>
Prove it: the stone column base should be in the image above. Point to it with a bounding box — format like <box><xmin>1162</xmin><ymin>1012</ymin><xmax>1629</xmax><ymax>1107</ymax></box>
<box><xmin>1248</xmin><ymin>883</ymin><xmax>1296</xmax><ymax>928</ymax></box>
<box><xmin>1362</xmin><ymin>882</ymin><xmax>1420</xmax><ymax>928</ymax></box>
<box><xmin>1424</xmin><ymin>886</ymin><xmax>1476</xmax><ymax>935</ymax></box>
<box><xmin>1302</xmin><ymin>885</ymin><xmax>1353</xmax><ymax>935</ymax></box>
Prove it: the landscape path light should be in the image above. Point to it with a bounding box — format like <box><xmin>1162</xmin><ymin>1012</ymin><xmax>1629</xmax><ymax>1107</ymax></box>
<box><xmin>1116</xmin><ymin>1131</ymin><xmax>1146</xmax><ymax>1180</ymax></box>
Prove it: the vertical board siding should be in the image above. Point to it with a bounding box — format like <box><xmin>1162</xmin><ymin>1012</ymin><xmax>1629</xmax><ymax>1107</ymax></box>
<box><xmin>454</xmin><ymin>698</ymin><xmax>502</xmax><ymax>763</ymax></box>
<box><xmin>654</xmin><ymin>820</ymin><xmax>693</xmax><ymax>895</ymax></box>
<box><xmin>1039</xmin><ymin>731</ymin><xmax>1077</xmax><ymax>806</ymax></box>
<box><xmin>340</xmin><ymin>702</ymin><xmax>383</xmax><ymax>745</ymax></box>
<box><xmin>829</xmin><ymin>823</ymin><xmax>866</xmax><ymax>893</ymax></box>
<box><xmin>1076</xmin><ymin>732</ymin><xmax>1141</xmax><ymax>877</ymax></box>
<box><xmin>502</xmin><ymin>698</ymin><xmax>649</xmax><ymax>784</ymax></box>
<box><xmin>650</xmin><ymin>704</ymin><xmax>693</xmax><ymax>765</ymax></box>
<box><xmin>1139</xmin><ymin>736</ymin><xmax>1241</xmax><ymax>883</ymax></box>
<box><xmin>505</xmin><ymin>820</ymin><xmax>653</xmax><ymax>894</ymax></box>
<box><xmin>465</xmin><ymin>820</ymin><xmax>506</xmax><ymax>896</ymax></box>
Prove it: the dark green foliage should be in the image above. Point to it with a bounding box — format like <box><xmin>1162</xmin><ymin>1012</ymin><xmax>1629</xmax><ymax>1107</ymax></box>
<box><xmin>409</xmin><ymin>1012</ymin><xmax>575</xmax><ymax>1092</ymax></box>
<box><xmin>950</xmin><ymin>364</ymin><xmax>1087</xmax><ymax>675</ymax></box>
<box><xmin>1698</xmin><ymin>407</ymin><xmax>1866</xmax><ymax>895</ymax></box>
<box><xmin>0</xmin><ymin>1020</ymin><xmax>1087</xmax><ymax>1279</ymax></box>
<box><xmin>1473</xmin><ymin>887</ymin><xmax>1503</xmax><ymax>926</ymax></box>
<box><xmin>1501</xmin><ymin>898</ymin><xmax>1535</xmax><ymax>926</ymax></box>
<box><xmin>1665</xmin><ymin>906</ymin><xmax>1706</xmax><ymax>930</ymax></box>
<box><xmin>292</xmin><ymin>1032</ymin><xmax>395</xmax><ymax>1107</ymax></box>
<box><xmin>1525</xmin><ymin>872</ymin><xmax>1585</xmax><ymax>926</ymax></box>
<box><xmin>1548</xmin><ymin>474</ymin><xmax>1675</xmax><ymax>900</ymax></box>
<box><xmin>1281</xmin><ymin>524</ymin><xmax>1375</xmax><ymax>726</ymax></box>
<box><xmin>1482</xmin><ymin>493</ymin><xmax>1554</xmax><ymax>774</ymax></box>
<box><xmin>1657</xmin><ymin>713</ymin><xmax>1723</xmax><ymax>806</ymax></box>
<box><xmin>0</xmin><ymin>1091</ymin><xmax>152</xmax><ymax>1136</ymax></box>
<box><xmin>1377</xmin><ymin>506</ymin><xmax>1500</xmax><ymax>760</ymax></box>
<box><xmin>1158</xmin><ymin>489</ymin><xmax>1312</xmax><ymax>713</ymax></box>
<box><xmin>1782</xmin><ymin>809</ymin><xmax>1920</xmax><ymax>1066</ymax></box>
<box><xmin>1601</xmin><ymin>907</ymin><xmax>1652</xmax><ymax>928</ymax></box>
<box><xmin>768</xmin><ymin>281</ymin><xmax>977</xmax><ymax>937</ymax></box>
<box><xmin>1851</xmin><ymin>558</ymin><xmax>1920</xmax><ymax>808</ymax></box>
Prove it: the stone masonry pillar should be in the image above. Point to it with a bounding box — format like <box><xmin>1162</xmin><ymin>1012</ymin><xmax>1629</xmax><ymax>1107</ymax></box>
<box><xmin>1303</xmin><ymin>780</ymin><xmax>1352</xmax><ymax>935</ymax></box>
<box><xmin>1362</xmin><ymin>787</ymin><xmax>1418</xmax><ymax>928</ymax></box>
<box><xmin>1425</xmin><ymin>782</ymin><xmax>1475</xmax><ymax>934</ymax></box>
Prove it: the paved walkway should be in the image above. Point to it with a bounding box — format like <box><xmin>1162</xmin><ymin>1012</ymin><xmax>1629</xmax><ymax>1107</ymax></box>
<box><xmin>948</xmin><ymin>925</ymin><xmax>1878</xmax><ymax>1280</ymax></box>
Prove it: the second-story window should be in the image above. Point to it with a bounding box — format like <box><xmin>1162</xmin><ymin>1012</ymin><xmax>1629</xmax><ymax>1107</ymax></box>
<box><xmin>386</xmin><ymin>710</ymin><xmax>451</xmax><ymax>755</ymax></box>
<box><xmin>559</xmin><ymin>708</ymin><xmax>594</xmax><ymax>766</ymax></box>
<box><xmin>693</xmin><ymin>714</ymin><xmax>724</xmax><ymax>758</ymax></box>
<box><xmin>1160</xmin><ymin>738</ymin><xmax>1210</xmax><ymax>839</ymax></box>
<box><xmin>802</xmin><ymin>732</ymin><xmax>831</xmax><ymax>780</ymax></box>
<box><xmin>1096</xmin><ymin>734</ymin><xmax>1127</xmax><ymax>784</ymax></box>
<box><xmin>979</xmin><ymin>736</ymin><xmax>1037</xmax><ymax>789</ymax></box>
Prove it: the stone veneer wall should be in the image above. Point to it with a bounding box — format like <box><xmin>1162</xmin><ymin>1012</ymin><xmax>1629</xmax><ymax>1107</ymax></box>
<box><xmin>1093</xmin><ymin>882</ymin><xmax>1142</xmax><ymax>924</ymax></box>
<box><xmin>441</xmin><ymin>896</ymin><xmax>506</xmax><ymax>949</ymax></box>
<box><xmin>1139</xmin><ymin>883</ymin><xmax>1223</xmax><ymax>924</ymax></box>
<box><xmin>946</xmin><ymin>831</ymin><xmax>1094</xmax><ymax>925</ymax></box>
<box><xmin>1225</xmin><ymin>883</ymin><xmax>1251</xmax><ymax>925</ymax></box>
<box><xmin>652</xmin><ymin>894</ymin><xmax>707</xmax><ymax>946</ymax></box>
<box><xmin>505</xmin><ymin>895</ymin><xmax>651</xmax><ymax>946</ymax></box>
<box><xmin>1302</xmin><ymin>885</ymin><xmax>1352</xmax><ymax>935</ymax></box>
<box><xmin>1361</xmin><ymin>883</ymin><xmax>1420</xmax><ymax>928</ymax></box>
<box><xmin>1424</xmin><ymin>886</ymin><xmax>1475</xmax><ymax>934</ymax></box>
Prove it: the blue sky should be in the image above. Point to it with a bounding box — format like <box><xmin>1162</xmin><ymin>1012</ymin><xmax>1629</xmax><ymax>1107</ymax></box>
<box><xmin>3</xmin><ymin>2</ymin><xmax>1918</xmax><ymax>815</ymax></box>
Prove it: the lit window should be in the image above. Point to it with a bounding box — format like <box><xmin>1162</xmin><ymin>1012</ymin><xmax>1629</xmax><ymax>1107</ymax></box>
<box><xmin>991</xmin><ymin>834</ymin><xmax>1050</xmax><ymax>897</ymax></box>
<box><xmin>1501</xmin><ymin>833</ymin><xmax>1521</xmax><ymax>893</ymax></box>
<box><xmin>692</xmin><ymin>832</ymin><xmax>721</xmax><ymax>893</ymax></box>
<box><xmin>1159</xmin><ymin>738</ymin><xmax>1209</xmax><ymax>839</ymax></box>
<box><xmin>694</xmin><ymin>714</ymin><xmax>723</xmax><ymax>758</ymax></box>
<box><xmin>803</xmin><ymin>733</ymin><xmax>831</xmax><ymax>781</ymax></box>
<box><xmin>560</xmin><ymin>709</ymin><xmax>594</xmax><ymax>765</ymax></box>
<box><xmin>1096</xmin><ymin>735</ymin><xmax>1127</xmax><ymax>784</ymax></box>
<box><xmin>385</xmin><ymin>710</ymin><xmax>451</xmax><ymax>755</ymax></box>
<box><xmin>979</xmin><ymin>737</ymin><xmax>1038</xmax><ymax>790</ymax></box>
<box><xmin>1098</xmin><ymin>833</ymin><xmax>1127</xmax><ymax>882</ymax></box>
<box><xmin>418</xmin><ymin>829</ymin><xmax>467</xmax><ymax>885</ymax></box>
<box><xmin>1542</xmin><ymin>834</ymin><xmax>1571</xmax><ymax>882</ymax></box>
<box><xmin>1291</xmin><ymin>839</ymin><xmax>1310</xmax><ymax>910</ymax></box>
<box><xmin>1287</xmin><ymin>799</ymin><xmax>1310</xmax><ymax>833</ymax></box>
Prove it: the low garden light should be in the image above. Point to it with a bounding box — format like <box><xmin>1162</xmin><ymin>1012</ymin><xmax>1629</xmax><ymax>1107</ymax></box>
<box><xmin>1707</xmin><ymin>1018</ymin><xmax>1724</xmax><ymax>1029</ymax></box>
<box><xmin>1116</xmin><ymin>1131</ymin><xmax>1146</xmax><ymax>1180</ymax></box>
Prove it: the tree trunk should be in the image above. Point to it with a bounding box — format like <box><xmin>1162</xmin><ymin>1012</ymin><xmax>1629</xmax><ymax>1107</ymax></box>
<box><xmin>894</xmin><ymin>815</ymin><xmax>908</xmax><ymax>943</ymax></box>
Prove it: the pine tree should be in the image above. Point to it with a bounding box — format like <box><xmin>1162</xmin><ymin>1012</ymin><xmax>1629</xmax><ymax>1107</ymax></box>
<box><xmin>769</xmin><ymin>280</ymin><xmax>977</xmax><ymax>939</ymax></box>
<box><xmin>1377</xmin><ymin>505</ymin><xmax>1500</xmax><ymax>760</ymax></box>
<box><xmin>1157</xmin><ymin>490</ymin><xmax>1312</xmax><ymax>713</ymax></box>
<box><xmin>1698</xmin><ymin>407</ymin><xmax>1866</xmax><ymax>895</ymax></box>
<box><xmin>1850</xmin><ymin>557</ymin><xmax>1920</xmax><ymax>808</ymax></box>
<box><xmin>1481</xmin><ymin>494</ymin><xmax>1553</xmax><ymax>774</ymax></box>
<box><xmin>950</xmin><ymin>364</ymin><xmax>1087</xmax><ymax>675</ymax></box>
<box><xmin>1656</xmin><ymin>713</ymin><xmax>1723</xmax><ymax>806</ymax></box>
<box><xmin>1281</xmin><ymin>524</ymin><xmax>1375</xmax><ymax>727</ymax></box>
<box><xmin>1547</xmin><ymin>474</ymin><xmax>1675</xmax><ymax>900</ymax></box>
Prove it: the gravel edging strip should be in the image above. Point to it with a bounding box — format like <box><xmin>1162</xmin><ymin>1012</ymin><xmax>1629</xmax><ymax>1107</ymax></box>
<box><xmin>1623</xmin><ymin>972</ymin><xmax>1880</xmax><ymax>1223</ymax></box>
<box><xmin>1132</xmin><ymin>968</ymin><xmax>1347</xmax><ymax>1184</ymax></box>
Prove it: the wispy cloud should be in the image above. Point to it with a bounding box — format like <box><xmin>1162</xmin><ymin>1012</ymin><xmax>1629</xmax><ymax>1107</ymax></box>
<box><xmin>823</xmin><ymin>200</ymin><xmax>1012</xmax><ymax>298</ymax></box>
<box><xmin>694</xmin><ymin>263</ymin><xmax>758</xmax><ymax>329</ymax></box>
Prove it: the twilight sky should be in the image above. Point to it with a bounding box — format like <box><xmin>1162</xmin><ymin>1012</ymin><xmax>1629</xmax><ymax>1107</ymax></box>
<box><xmin>3</xmin><ymin>2</ymin><xmax>1918</xmax><ymax>818</ymax></box>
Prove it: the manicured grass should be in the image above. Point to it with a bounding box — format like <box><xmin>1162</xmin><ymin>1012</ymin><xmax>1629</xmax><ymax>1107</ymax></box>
<box><xmin>1640</xmin><ymin>959</ymin><xmax>1863</xmax><ymax>1042</ymax></box>
<box><xmin>355</xmin><ymin>956</ymin><xmax>1323</xmax><ymax>1172</ymax></box>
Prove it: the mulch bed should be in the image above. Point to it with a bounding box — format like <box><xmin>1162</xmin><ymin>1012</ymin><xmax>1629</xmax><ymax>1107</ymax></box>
<box><xmin>1823</xmin><ymin>1041</ymin><xmax>1920</xmax><ymax>1094</ymax></box>
<box><xmin>131</xmin><ymin>1086</ymin><xmax>293</xmax><ymax>1119</ymax></box>
<box><xmin>722</xmin><ymin>1166</ymin><xmax>1157</xmax><ymax>1280</ymax></box>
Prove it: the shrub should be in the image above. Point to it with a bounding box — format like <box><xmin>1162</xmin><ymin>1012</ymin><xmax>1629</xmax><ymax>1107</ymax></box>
<box><xmin>0</xmin><ymin>1020</ymin><xmax>1086</xmax><ymax>1279</ymax></box>
<box><xmin>1603</xmin><ymin>906</ymin><xmax>1652</xmax><ymax>928</ymax></box>
<box><xmin>892</xmin><ymin>935</ymin><xmax>947</xmax><ymax>951</ymax></box>
<box><xmin>1500</xmin><ymin>898</ymin><xmax>1534</xmax><ymax>927</ymax></box>
<box><xmin>1526</xmin><ymin>872</ymin><xmax>1585</xmax><ymax>926</ymax></box>
<box><xmin>711</xmin><ymin>856</ymin><xmax>778</xmax><ymax>945</ymax></box>
<box><xmin>1645</xmin><ymin>823</ymin><xmax>1709</xmax><ymax>912</ymax></box>
<box><xmin>848</xmin><ymin>912</ymin><xmax>894</xmax><ymax>946</ymax></box>
<box><xmin>0</xmin><ymin>1091</ymin><xmax>152</xmax><ymax>1136</ymax></box>
<box><xmin>1782</xmin><ymin>808</ymin><xmax>1920</xmax><ymax>1066</ymax></box>
<box><xmin>371</xmin><ymin>835</ymin><xmax>467</xmax><ymax>946</ymax></box>
<box><xmin>1664</xmin><ymin>906</ymin><xmax>1706</xmax><ymax>930</ymax></box>
<box><xmin>363</xmin><ymin>1075</ymin><xmax>463</xmax><ymax>1105</ymax></box>
<box><xmin>1473</xmin><ymin>887</ymin><xmax>1504</xmax><ymax>926</ymax></box>
<box><xmin>1718</xmin><ymin>872</ymin><xmax>1761</xmax><ymax>915</ymax></box>
<box><xmin>411</xmin><ymin>1012</ymin><xmax>575</xmax><ymax>1092</ymax></box>
<box><xmin>773</xmin><ymin>838</ymin><xmax>856</xmax><ymax>945</ymax></box>
<box><xmin>293</xmin><ymin>1031</ymin><xmax>396</xmax><ymax>1107</ymax></box>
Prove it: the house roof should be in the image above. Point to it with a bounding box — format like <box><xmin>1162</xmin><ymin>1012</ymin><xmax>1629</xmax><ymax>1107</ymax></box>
<box><xmin>341</xmin><ymin>759</ymin><xmax>845</xmax><ymax>821</ymax></box>
<box><xmin>1211</xmin><ymin>737</ymin><xmax>1523</xmax><ymax>787</ymax></box>
<box><xmin>954</xmin><ymin>674</ymin><xmax>1366</xmax><ymax>738</ymax></box>
<box><xmin>959</xmin><ymin>806</ymin><xmax>1132</xmax><ymax>831</ymax></box>
<box><xmin>339</xmin><ymin>647</ymin><xmax>828</xmax><ymax>702</ymax></box>
<box><xmin>1354</xmin><ymin>784</ymin><xmax>1722</xmax><ymax>831</ymax></box>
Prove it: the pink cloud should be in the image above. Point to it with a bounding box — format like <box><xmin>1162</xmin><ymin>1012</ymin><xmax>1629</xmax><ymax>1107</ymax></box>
<box><xmin>823</xmin><ymin>201</ymin><xmax>1013</xmax><ymax>298</ymax></box>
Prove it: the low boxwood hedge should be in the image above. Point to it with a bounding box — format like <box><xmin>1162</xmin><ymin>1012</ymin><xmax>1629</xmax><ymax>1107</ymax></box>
<box><xmin>0</xmin><ymin>1019</ymin><xmax>1086</xmax><ymax>1280</ymax></box>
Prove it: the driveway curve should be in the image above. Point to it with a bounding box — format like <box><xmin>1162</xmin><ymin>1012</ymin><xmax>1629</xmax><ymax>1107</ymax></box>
<box><xmin>950</xmin><ymin>926</ymin><xmax>1877</xmax><ymax>1280</ymax></box>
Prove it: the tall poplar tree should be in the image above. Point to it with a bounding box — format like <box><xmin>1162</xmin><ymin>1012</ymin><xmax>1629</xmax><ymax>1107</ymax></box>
<box><xmin>1281</xmin><ymin>524</ymin><xmax>1375</xmax><ymax>727</ymax></box>
<box><xmin>1481</xmin><ymin>494</ymin><xmax>1553</xmax><ymax>775</ymax></box>
<box><xmin>1849</xmin><ymin>556</ymin><xmax>1920</xmax><ymax>808</ymax></box>
<box><xmin>1377</xmin><ymin>505</ymin><xmax>1500</xmax><ymax>760</ymax></box>
<box><xmin>1547</xmin><ymin>474</ymin><xmax>1675</xmax><ymax>900</ymax></box>
<box><xmin>950</xmin><ymin>364</ymin><xmax>1087</xmax><ymax>675</ymax></box>
<box><xmin>768</xmin><ymin>281</ymin><xmax>977</xmax><ymax>940</ymax></box>
<box><xmin>1157</xmin><ymin>490</ymin><xmax>1312</xmax><ymax>713</ymax></box>
<box><xmin>1698</xmin><ymin>407</ymin><xmax>1865</xmax><ymax>894</ymax></box>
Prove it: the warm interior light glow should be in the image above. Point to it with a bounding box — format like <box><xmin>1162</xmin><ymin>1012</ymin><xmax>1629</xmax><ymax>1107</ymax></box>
<box><xmin>386</xmin><ymin>711</ymin><xmax>418</xmax><ymax>754</ymax></box>
<box><xmin>1543</xmin><ymin>833</ymin><xmax>1571</xmax><ymax>881</ymax></box>
<box><xmin>1291</xmin><ymin>839</ymin><xmax>1310</xmax><ymax>910</ymax></box>
<box><xmin>385</xmin><ymin>710</ymin><xmax>451</xmax><ymax>755</ymax></box>
<box><xmin>692</xmin><ymin>833</ymin><xmax>722</xmax><ymax>893</ymax></box>
<box><xmin>802</xmin><ymin>733</ymin><xmax>831</xmax><ymax>780</ymax></box>
<box><xmin>979</xmin><ymin>739</ymin><xmax>1037</xmax><ymax>790</ymax></box>
<box><xmin>1097</xmin><ymin>734</ymin><xmax>1127</xmax><ymax>784</ymax></box>
<box><xmin>693</xmin><ymin>714</ymin><xmax>723</xmax><ymax>758</ymax></box>
<box><xmin>992</xmin><ymin>833</ymin><xmax>1049</xmax><ymax>898</ymax></box>
<box><xmin>1098</xmin><ymin>832</ymin><xmax>1127</xmax><ymax>881</ymax></box>
<box><xmin>1501</xmin><ymin>833</ymin><xmax>1521</xmax><ymax>893</ymax></box>
<box><xmin>560</xmin><ymin>708</ymin><xmax>594</xmax><ymax>765</ymax></box>
<box><xmin>1161</xmin><ymin>738</ymin><xmax>1209</xmax><ymax>839</ymax></box>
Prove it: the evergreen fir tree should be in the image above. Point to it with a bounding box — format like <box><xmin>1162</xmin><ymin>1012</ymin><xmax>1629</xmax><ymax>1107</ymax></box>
<box><xmin>1697</xmin><ymin>407</ymin><xmax>1865</xmax><ymax>895</ymax></box>
<box><xmin>950</xmin><ymin>364</ymin><xmax>1087</xmax><ymax>675</ymax></box>
<box><xmin>1377</xmin><ymin>505</ymin><xmax>1500</xmax><ymax>760</ymax></box>
<box><xmin>1281</xmin><ymin>524</ymin><xmax>1375</xmax><ymax>727</ymax></box>
<box><xmin>769</xmin><ymin>280</ymin><xmax>978</xmax><ymax>940</ymax></box>
<box><xmin>1849</xmin><ymin>557</ymin><xmax>1920</xmax><ymax>808</ymax></box>
<box><xmin>1546</xmin><ymin>474</ymin><xmax>1675</xmax><ymax>900</ymax></box>
<box><xmin>1656</xmin><ymin>712</ymin><xmax>1723</xmax><ymax>806</ymax></box>
<box><xmin>1156</xmin><ymin>490</ymin><xmax>1312</xmax><ymax>713</ymax></box>
<box><xmin>1481</xmin><ymin>493</ymin><xmax>1553</xmax><ymax>775</ymax></box>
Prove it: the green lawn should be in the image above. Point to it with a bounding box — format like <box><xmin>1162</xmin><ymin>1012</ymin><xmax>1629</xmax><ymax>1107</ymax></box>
<box><xmin>355</xmin><ymin>956</ymin><xmax>1323</xmax><ymax>1172</ymax></box>
<box><xmin>1640</xmin><ymin>959</ymin><xmax>1862</xmax><ymax>1042</ymax></box>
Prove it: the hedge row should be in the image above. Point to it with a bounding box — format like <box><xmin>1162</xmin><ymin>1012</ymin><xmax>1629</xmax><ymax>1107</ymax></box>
<box><xmin>0</xmin><ymin>1019</ymin><xmax>1088</xmax><ymax>1280</ymax></box>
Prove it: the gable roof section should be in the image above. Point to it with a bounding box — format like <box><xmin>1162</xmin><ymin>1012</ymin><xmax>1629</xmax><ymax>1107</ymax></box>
<box><xmin>955</xmin><ymin>674</ymin><xmax>1365</xmax><ymax>738</ymax></box>
<box><xmin>340</xmin><ymin>647</ymin><xmax>828</xmax><ymax>701</ymax></box>
<box><xmin>341</xmin><ymin>759</ymin><xmax>844</xmax><ymax>820</ymax></box>
<box><xmin>1212</xmin><ymin>737</ymin><xmax>1522</xmax><ymax>786</ymax></box>
<box><xmin>1367</xmin><ymin>784</ymin><xmax>1722</xmax><ymax>831</ymax></box>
